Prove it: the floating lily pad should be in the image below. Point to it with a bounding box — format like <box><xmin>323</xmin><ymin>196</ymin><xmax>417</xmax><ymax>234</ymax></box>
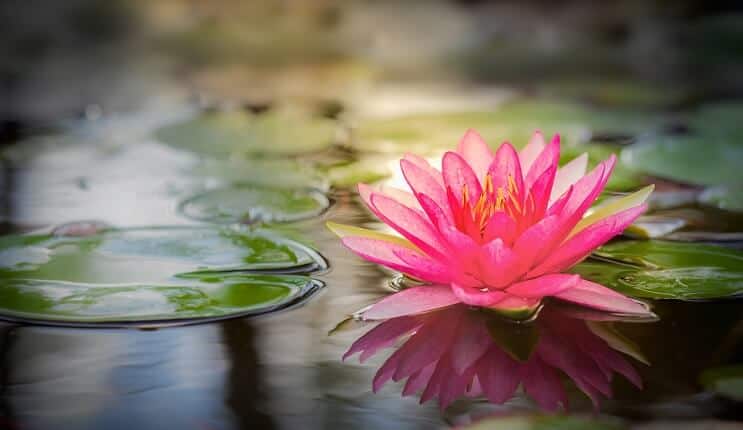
<box><xmin>0</xmin><ymin>226</ymin><xmax>325</xmax><ymax>325</ymax></box>
<box><xmin>699</xmin><ymin>186</ymin><xmax>743</xmax><ymax>213</ymax></box>
<box><xmin>154</xmin><ymin>110</ymin><xmax>338</xmax><ymax>157</ymax></box>
<box><xmin>192</xmin><ymin>158</ymin><xmax>328</xmax><ymax>190</ymax></box>
<box><xmin>0</xmin><ymin>275</ymin><xmax>321</xmax><ymax>325</ymax></box>
<box><xmin>572</xmin><ymin>241</ymin><xmax>743</xmax><ymax>300</ymax></box>
<box><xmin>621</xmin><ymin>136</ymin><xmax>743</xmax><ymax>186</ymax></box>
<box><xmin>355</xmin><ymin>100</ymin><xmax>657</xmax><ymax>154</ymax></box>
<box><xmin>178</xmin><ymin>185</ymin><xmax>330</xmax><ymax>224</ymax></box>
<box><xmin>700</xmin><ymin>365</ymin><xmax>743</xmax><ymax>401</ymax></box>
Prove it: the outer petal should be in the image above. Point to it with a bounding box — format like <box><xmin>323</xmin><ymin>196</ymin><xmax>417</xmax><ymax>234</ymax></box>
<box><xmin>362</xmin><ymin>285</ymin><xmax>460</xmax><ymax>320</ymax></box>
<box><xmin>506</xmin><ymin>274</ymin><xmax>580</xmax><ymax>298</ymax></box>
<box><xmin>553</xmin><ymin>278</ymin><xmax>652</xmax><ymax>316</ymax></box>
<box><xmin>341</xmin><ymin>237</ymin><xmax>451</xmax><ymax>284</ymax></box>
<box><xmin>528</xmin><ymin>204</ymin><xmax>647</xmax><ymax>277</ymax></box>
<box><xmin>519</xmin><ymin>131</ymin><xmax>546</xmax><ymax>172</ymax></box>
<box><xmin>477</xmin><ymin>346</ymin><xmax>522</xmax><ymax>404</ymax></box>
<box><xmin>524</xmin><ymin>134</ymin><xmax>560</xmax><ymax>191</ymax></box>
<box><xmin>442</xmin><ymin>151</ymin><xmax>483</xmax><ymax>205</ymax></box>
<box><xmin>403</xmin><ymin>153</ymin><xmax>444</xmax><ymax>185</ymax></box>
<box><xmin>327</xmin><ymin>221</ymin><xmax>417</xmax><ymax>251</ymax></box>
<box><xmin>451</xmin><ymin>283</ymin><xmax>507</xmax><ymax>307</ymax></box>
<box><xmin>400</xmin><ymin>158</ymin><xmax>453</xmax><ymax>221</ymax></box>
<box><xmin>370</xmin><ymin>193</ymin><xmax>451</xmax><ymax>260</ymax></box>
<box><xmin>456</xmin><ymin>129</ymin><xmax>494</xmax><ymax>182</ymax></box>
<box><xmin>551</xmin><ymin>152</ymin><xmax>588</xmax><ymax>203</ymax></box>
<box><xmin>570</xmin><ymin>184</ymin><xmax>654</xmax><ymax>238</ymax></box>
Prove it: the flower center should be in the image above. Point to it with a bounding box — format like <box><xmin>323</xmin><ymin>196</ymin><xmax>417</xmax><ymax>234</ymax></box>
<box><xmin>453</xmin><ymin>173</ymin><xmax>534</xmax><ymax>242</ymax></box>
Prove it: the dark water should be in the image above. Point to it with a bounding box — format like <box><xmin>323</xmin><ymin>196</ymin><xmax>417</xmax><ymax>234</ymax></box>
<box><xmin>0</xmin><ymin>187</ymin><xmax>741</xmax><ymax>429</ymax></box>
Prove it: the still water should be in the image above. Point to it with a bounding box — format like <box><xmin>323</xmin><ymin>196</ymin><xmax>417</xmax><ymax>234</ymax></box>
<box><xmin>0</xmin><ymin>184</ymin><xmax>741</xmax><ymax>429</ymax></box>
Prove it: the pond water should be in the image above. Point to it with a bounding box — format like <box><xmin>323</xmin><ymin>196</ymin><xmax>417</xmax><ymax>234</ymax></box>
<box><xmin>0</xmin><ymin>96</ymin><xmax>741</xmax><ymax>429</ymax></box>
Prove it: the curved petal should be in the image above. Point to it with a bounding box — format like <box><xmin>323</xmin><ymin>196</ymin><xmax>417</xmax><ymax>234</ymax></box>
<box><xmin>400</xmin><ymin>158</ymin><xmax>453</xmax><ymax>222</ymax></box>
<box><xmin>478</xmin><ymin>238</ymin><xmax>521</xmax><ymax>288</ymax></box>
<box><xmin>327</xmin><ymin>221</ymin><xmax>417</xmax><ymax>251</ymax></box>
<box><xmin>362</xmin><ymin>285</ymin><xmax>460</xmax><ymax>320</ymax></box>
<box><xmin>553</xmin><ymin>278</ymin><xmax>652</xmax><ymax>316</ymax></box>
<box><xmin>341</xmin><ymin>237</ymin><xmax>451</xmax><ymax>284</ymax></box>
<box><xmin>551</xmin><ymin>152</ymin><xmax>588</xmax><ymax>203</ymax></box>
<box><xmin>370</xmin><ymin>193</ymin><xmax>451</xmax><ymax>260</ymax></box>
<box><xmin>525</xmin><ymin>134</ymin><xmax>560</xmax><ymax>191</ymax></box>
<box><xmin>570</xmin><ymin>184</ymin><xmax>654</xmax><ymax>238</ymax></box>
<box><xmin>519</xmin><ymin>131</ymin><xmax>546</xmax><ymax>172</ymax></box>
<box><xmin>528</xmin><ymin>204</ymin><xmax>646</xmax><ymax>277</ymax></box>
<box><xmin>506</xmin><ymin>274</ymin><xmax>580</xmax><ymax>298</ymax></box>
<box><xmin>488</xmin><ymin>142</ymin><xmax>524</xmax><ymax>195</ymax></box>
<box><xmin>442</xmin><ymin>151</ymin><xmax>482</xmax><ymax>205</ymax></box>
<box><xmin>457</xmin><ymin>129</ymin><xmax>494</xmax><ymax>182</ymax></box>
<box><xmin>451</xmin><ymin>283</ymin><xmax>507</xmax><ymax>307</ymax></box>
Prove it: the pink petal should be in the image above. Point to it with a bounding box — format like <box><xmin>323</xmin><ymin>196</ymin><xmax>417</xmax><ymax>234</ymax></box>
<box><xmin>553</xmin><ymin>278</ymin><xmax>652</xmax><ymax>316</ymax></box>
<box><xmin>487</xmin><ymin>142</ymin><xmax>524</xmax><ymax>196</ymax></box>
<box><xmin>403</xmin><ymin>153</ymin><xmax>444</xmax><ymax>186</ymax></box>
<box><xmin>512</xmin><ymin>214</ymin><xmax>564</xmax><ymax>270</ymax></box>
<box><xmin>555</xmin><ymin>155</ymin><xmax>616</xmax><ymax>221</ymax></box>
<box><xmin>362</xmin><ymin>285</ymin><xmax>460</xmax><ymax>320</ymax></box>
<box><xmin>341</xmin><ymin>237</ymin><xmax>451</xmax><ymax>284</ymax></box>
<box><xmin>551</xmin><ymin>152</ymin><xmax>588</xmax><ymax>203</ymax></box>
<box><xmin>524</xmin><ymin>134</ymin><xmax>560</xmax><ymax>191</ymax></box>
<box><xmin>379</xmin><ymin>185</ymin><xmax>420</xmax><ymax>209</ymax></box>
<box><xmin>442</xmin><ymin>151</ymin><xmax>483</xmax><ymax>205</ymax></box>
<box><xmin>506</xmin><ymin>274</ymin><xmax>580</xmax><ymax>298</ymax></box>
<box><xmin>528</xmin><ymin>204</ymin><xmax>647</xmax><ymax>277</ymax></box>
<box><xmin>456</xmin><ymin>129</ymin><xmax>494</xmax><ymax>182</ymax></box>
<box><xmin>400</xmin><ymin>158</ymin><xmax>453</xmax><ymax>222</ymax></box>
<box><xmin>343</xmin><ymin>316</ymin><xmax>422</xmax><ymax>362</ymax></box>
<box><xmin>478</xmin><ymin>238</ymin><xmax>521</xmax><ymax>288</ymax></box>
<box><xmin>451</xmin><ymin>283</ymin><xmax>507</xmax><ymax>307</ymax></box>
<box><xmin>482</xmin><ymin>212</ymin><xmax>517</xmax><ymax>244</ymax></box>
<box><xmin>519</xmin><ymin>130</ymin><xmax>546</xmax><ymax>172</ymax></box>
<box><xmin>370</xmin><ymin>193</ymin><xmax>451</xmax><ymax>260</ymax></box>
<box><xmin>526</xmin><ymin>164</ymin><xmax>558</xmax><ymax>222</ymax></box>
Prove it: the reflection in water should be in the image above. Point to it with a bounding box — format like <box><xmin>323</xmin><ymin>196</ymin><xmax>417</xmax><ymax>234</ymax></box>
<box><xmin>345</xmin><ymin>304</ymin><xmax>646</xmax><ymax>411</ymax></box>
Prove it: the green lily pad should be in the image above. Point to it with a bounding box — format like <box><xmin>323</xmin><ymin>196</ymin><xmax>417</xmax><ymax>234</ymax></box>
<box><xmin>700</xmin><ymin>365</ymin><xmax>743</xmax><ymax>401</ymax></box>
<box><xmin>0</xmin><ymin>275</ymin><xmax>321</xmax><ymax>325</ymax></box>
<box><xmin>691</xmin><ymin>102</ymin><xmax>743</xmax><ymax>140</ymax></box>
<box><xmin>0</xmin><ymin>226</ymin><xmax>325</xmax><ymax>325</ymax></box>
<box><xmin>699</xmin><ymin>186</ymin><xmax>743</xmax><ymax>213</ymax></box>
<box><xmin>154</xmin><ymin>110</ymin><xmax>338</xmax><ymax>157</ymax></box>
<box><xmin>355</xmin><ymin>99</ymin><xmax>657</xmax><ymax>154</ymax></box>
<box><xmin>621</xmin><ymin>136</ymin><xmax>743</xmax><ymax>186</ymax></box>
<box><xmin>462</xmin><ymin>414</ymin><xmax>625</xmax><ymax>430</ymax></box>
<box><xmin>178</xmin><ymin>185</ymin><xmax>330</xmax><ymax>224</ymax></box>
<box><xmin>572</xmin><ymin>241</ymin><xmax>743</xmax><ymax>300</ymax></box>
<box><xmin>192</xmin><ymin>158</ymin><xmax>328</xmax><ymax>190</ymax></box>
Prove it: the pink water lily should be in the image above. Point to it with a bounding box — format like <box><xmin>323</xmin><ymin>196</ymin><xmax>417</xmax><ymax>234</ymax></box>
<box><xmin>329</xmin><ymin>129</ymin><xmax>654</xmax><ymax>318</ymax></box>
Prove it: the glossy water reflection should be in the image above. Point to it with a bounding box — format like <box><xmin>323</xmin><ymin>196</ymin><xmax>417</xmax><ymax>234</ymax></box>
<box><xmin>344</xmin><ymin>304</ymin><xmax>646</xmax><ymax>411</ymax></box>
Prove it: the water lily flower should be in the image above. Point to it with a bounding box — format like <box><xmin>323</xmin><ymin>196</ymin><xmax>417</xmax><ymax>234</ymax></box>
<box><xmin>344</xmin><ymin>304</ymin><xmax>645</xmax><ymax>410</ymax></box>
<box><xmin>329</xmin><ymin>130</ymin><xmax>654</xmax><ymax>319</ymax></box>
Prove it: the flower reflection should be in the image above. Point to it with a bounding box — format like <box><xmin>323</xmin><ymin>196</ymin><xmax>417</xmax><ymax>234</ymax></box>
<box><xmin>344</xmin><ymin>304</ymin><xmax>647</xmax><ymax>411</ymax></box>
